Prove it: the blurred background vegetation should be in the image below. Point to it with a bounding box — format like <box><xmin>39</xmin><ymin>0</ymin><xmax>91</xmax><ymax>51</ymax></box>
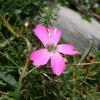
<box><xmin>0</xmin><ymin>0</ymin><xmax>100</xmax><ymax>100</ymax></box>
<box><xmin>58</xmin><ymin>0</ymin><xmax>100</xmax><ymax>21</ymax></box>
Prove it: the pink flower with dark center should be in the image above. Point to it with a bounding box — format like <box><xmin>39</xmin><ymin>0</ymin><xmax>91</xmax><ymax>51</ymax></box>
<box><xmin>30</xmin><ymin>24</ymin><xmax>80</xmax><ymax>76</ymax></box>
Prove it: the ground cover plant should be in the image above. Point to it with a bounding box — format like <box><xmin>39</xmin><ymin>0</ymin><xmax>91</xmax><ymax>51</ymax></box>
<box><xmin>0</xmin><ymin>0</ymin><xmax>100</xmax><ymax>100</ymax></box>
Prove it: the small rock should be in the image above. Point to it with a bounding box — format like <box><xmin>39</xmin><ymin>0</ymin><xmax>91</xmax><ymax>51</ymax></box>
<box><xmin>55</xmin><ymin>6</ymin><xmax>100</xmax><ymax>52</ymax></box>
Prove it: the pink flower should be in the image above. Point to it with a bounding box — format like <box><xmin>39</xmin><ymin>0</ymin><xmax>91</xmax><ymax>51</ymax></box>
<box><xmin>30</xmin><ymin>24</ymin><xmax>80</xmax><ymax>76</ymax></box>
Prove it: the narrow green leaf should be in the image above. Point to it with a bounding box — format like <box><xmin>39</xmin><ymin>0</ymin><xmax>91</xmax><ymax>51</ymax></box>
<box><xmin>0</xmin><ymin>72</ymin><xmax>18</xmax><ymax>88</ymax></box>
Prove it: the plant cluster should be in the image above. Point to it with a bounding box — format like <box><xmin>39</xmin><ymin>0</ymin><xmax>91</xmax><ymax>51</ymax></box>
<box><xmin>0</xmin><ymin>0</ymin><xmax>100</xmax><ymax>100</ymax></box>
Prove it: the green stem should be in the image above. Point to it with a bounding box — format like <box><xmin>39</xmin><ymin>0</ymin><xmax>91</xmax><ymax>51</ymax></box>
<box><xmin>24</xmin><ymin>67</ymin><xmax>37</xmax><ymax>78</ymax></box>
<box><xmin>0</xmin><ymin>51</ymin><xmax>19</xmax><ymax>68</ymax></box>
<box><xmin>0</xmin><ymin>36</ymin><xmax>15</xmax><ymax>48</ymax></box>
<box><xmin>78</xmin><ymin>39</ymin><xmax>93</xmax><ymax>63</ymax></box>
<box><xmin>16</xmin><ymin>58</ymin><xmax>29</xmax><ymax>100</ymax></box>
<box><xmin>0</xmin><ymin>15</ymin><xmax>19</xmax><ymax>37</ymax></box>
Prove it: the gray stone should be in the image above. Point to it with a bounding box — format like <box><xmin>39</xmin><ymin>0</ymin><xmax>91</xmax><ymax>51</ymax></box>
<box><xmin>55</xmin><ymin>6</ymin><xmax>100</xmax><ymax>52</ymax></box>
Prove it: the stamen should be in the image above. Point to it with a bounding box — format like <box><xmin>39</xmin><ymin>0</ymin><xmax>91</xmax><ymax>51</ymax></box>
<box><xmin>46</xmin><ymin>44</ymin><xmax>57</xmax><ymax>53</ymax></box>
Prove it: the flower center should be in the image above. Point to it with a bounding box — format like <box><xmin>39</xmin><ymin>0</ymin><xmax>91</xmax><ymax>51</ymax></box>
<box><xmin>46</xmin><ymin>44</ymin><xmax>57</xmax><ymax>53</ymax></box>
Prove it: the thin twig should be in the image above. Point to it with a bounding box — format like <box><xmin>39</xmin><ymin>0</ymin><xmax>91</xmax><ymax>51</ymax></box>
<box><xmin>92</xmin><ymin>12</ymin><xmax>100</xmax><ymax>20</ymax></box>
<box><xmin>70</xmin><ymin>62</ymin><xmax>100</xmax><ymax>66</ymax></box>
<box><xmin>43</xmin><ymin>73</ymin><xmax>62</xmax><ymax>83</ymax></box>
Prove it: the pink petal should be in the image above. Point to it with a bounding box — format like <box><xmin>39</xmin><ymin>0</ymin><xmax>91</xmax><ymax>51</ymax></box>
<box><xmin>30</xmin><ymin>49</ymin><xmax>50</xmax><ymax>66</ymax></box>
<box><xmin>57</xmin><ymin>44</ymin><xmax>80</xmax><ymax>55</ymax></box>
<box><xmin>51</xmin><ymin>53</ymin><xmax>66</xmax><ymax>76</ymax></box>
<box><xmin>33</xmin><ymin>24</ymin><xmax>50</xmax><ymax>46</ymax></box>
<box><xmin>48</xmin><ymin>27</ymin><xmax>62</xmax><ymax>45</ymax></box>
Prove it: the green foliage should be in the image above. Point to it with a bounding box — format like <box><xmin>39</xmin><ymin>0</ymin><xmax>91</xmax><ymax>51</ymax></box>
<box><xmin>0</xmin><ymin>0</ymin><xmax>100</xmax><ymax>100</ymax></box>
<box><xmin>0</xmin><ymin>72</ymin><xmax>17</xmax><ymax>88</ymax></box>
